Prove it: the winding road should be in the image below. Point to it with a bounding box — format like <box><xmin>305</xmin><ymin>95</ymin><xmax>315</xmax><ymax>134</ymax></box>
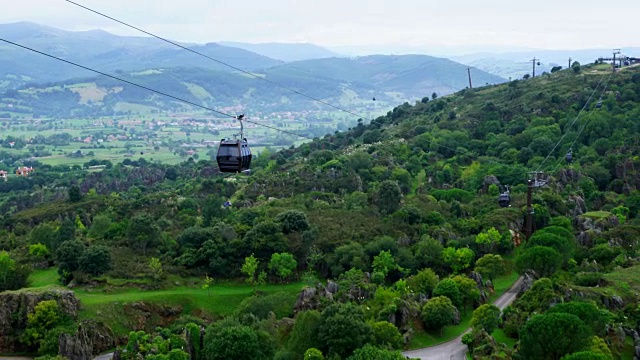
<box><xmin>403</xmin><ymin>276</ymin><xmax>524</xmax><ymax>360</ymax></box>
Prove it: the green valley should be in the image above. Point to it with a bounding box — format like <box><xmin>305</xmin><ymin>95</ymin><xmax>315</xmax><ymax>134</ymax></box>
<box><xmin>1</xmin><ymin>56</ymin><xmax>640</xmax><ymax>360</ymax></box>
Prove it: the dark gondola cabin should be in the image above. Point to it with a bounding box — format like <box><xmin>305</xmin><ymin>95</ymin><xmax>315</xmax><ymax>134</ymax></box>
<box><xmin>216</xmin><ymin>138</ymin><xmax>252</xmax><ymax>173</ymax></box>
<box><xmin>596</xmin><ymin>101</ymin><xmax>602</xmax><ymax>108</ymax></box>
<box><xmin>566</xmin><ymin>150</ymin><xmax>573</xmax><ymax>164</ymax></box>
<box><xmin>498</xmin><ymin>192</ymin><xmax>511</xmax><ymax>208</ymax></box>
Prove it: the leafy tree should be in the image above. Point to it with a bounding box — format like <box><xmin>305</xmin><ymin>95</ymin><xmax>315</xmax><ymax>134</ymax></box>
<box><xmin>372</xmin><ymin>250</ymin><xmax>401</xmax><ymax>283</ymax></box>
<box><xmin>303</xmin><ymin>348</ymin><xmax>324</xmax><ymax>360</ymax></box>
<box><xmin>202</xmin><ymin>196</ymin><xmax>225</xmax><ymax>227</ymax></box>
<box><xmin>561</xmin><ymin>351</ymin><xmax>609</xmax><ymax>360</ymax></box>
<box><xmin>474</xmin><ymin>254</ymin><xmax>506</xmax><ymax>282</ymax></box>
<box><xmin>407</xmin><ymin>268</ymin><xmax>439</xmax><ymax>296</ymax></box>
<box><xmin>56</xmin><ymin>240</ymin><xmax>85</xmax><ymax>274</ymax></box>
<box><xmin>28</xmin><ymin>243</ymin><xmax>50</xmax><ymax>260</ymax></box>
<box><xmin>516</xmin><ymin>246</ymin><xmax>563</xmax><ymax>278</ymax></box>
<box><xmin>547</xmin><ymin>302</ymin><xmax>612</xmax><ymax>336</ymax></box>
<box><xmin>470</xmin><ymin>304</ymin><xmax>501</xmax><ymax>333</ymax></box>
<box><xmin>177</xmin><ymin>226</ymin><xmax>216</xmax><ymax>249</ymax></box>
<box><xmin>68</xmin><ymin>185</ymin><xmax>82</xmax><ymax>202</ymax></box>
<box><xmin>203</xmin><ymin>324</ymin><xmax>274</xmax><ymax>360</ymax></box>
<box><xmin>88</xmin><ymin>214</ymin><xmax>112</xmax><ymax>239</ymax></box>
<box><xmin>421</xmin><ymin>296</ymin><xmax>456</xmax><ymax>335</ymax></box>
<box><xmin>327</xmin><ymin>242</ymin><xmax>369</xmax><ymax>277</ymax></box>
<box><xmin>442</xmin><ymin>247</ymin><xmax>475</xmax><ymax>274</ymax></box>
<box><xmin>0</xmin><ymin>251</ymin><xmax>16</xmax><ymax>290</ymax></box>
<box><xmin>527</xmin><ymin>232</ymin><xmax>575</xmax><ymax>262</ymax></box>
<box><xmin>413</xmin><ymin>236</ymin><xmax>445</xmax><ymax>272</ymax></box>
<box><xmin>376</xmin><ymin>180</ymin><xmax>402</xmax><ymax>215</ymax></box>
<box><xmin>370</xmin><ymin>321</ymin><xmax>403</xmax><ymax>350</ymax></box>
<box><xmin>202</xmin><ymin>274</ymin><xmax>213</xmax><ymax>297</ymax></box>
<box><xmin>519</xmin><ymin>313</ymin><xmax>590</xmax><ymax>360</ymax></box>
<box><xmin>318</xmin><ymin>303</ymin><xmax>372</xmax><ymax>358</ymax></box>
<box><xmin>127</xmin><ymin>214</ymin><xmax>161</xmax><ymax>255</ymax></box>
<box><xmin>276</xmin><ymin>210</ymin><xmax>311</xmax><ymax>234</ymax></box>
<box><xmin>148</xmin><ymin>257</ymin><xmax>164</xmax><ymax>281</ymax></box>
<box><xmin>586</xmin><ymin>336</ymin><xmax>613</xmax><ymax>358</ymax></box>
<box><xmin>244</xmin><ymin>221</ymin><xmax>288</xmax><ymax>261</ymax></box>
<box><xmin>287</xmin><ymin>310</ymin><xmax>322</xmax><ymax>357</ymax></box>
<box><xmin>268</xmin><ymin>252</ymin><xmax>297</xmax><ymax>283</ymax></box>
<box><xmin>22</xmin><ymin>300</ymin><xmax>62</xmax><ymax>348</ymax></box>
<box><xmin>475</xmin><ymin>227</ymin><xmax>501</xmax><ymax>253</ymax></box>
<box><xmin>572</xmin><ymin>61</ymin><xmax>581</xmax><ymax>73</ymax></box>
<box><xmin>433</xmin><ymin>278</ymin><xmax>463</xmax><ymax>309</ymax></box>
<box><xmin>362</xmin><ymin>129</ymin><xmax>383</xmax><ymax>144</ymax></box>
<box><xmin>57</xmin><ymin>219</ymin><xmax>76</xmax><ymax>244</ymax></box>
<box><xmin>242</xmin><ymin>254</ymin><xmax>260</xmax><ymax>291</ymax></box>
<box><xmin>79</xmin><ymin>245</ymin><xmax>111</xmax><ymax>276</ymax></box>
<box><xmin>30</xmin><ymin>223</ymin><xmax>58</xmax><ymax>253</ymax></box>
<box><xmin>453</xmin><ymin>275</ymin><xmax>480</xmax><ymax>312</ymax></box>
<box><xmin>347</xmin><ymin>344</ymin><xmax>406</xmax><ymax>360</ymax></box>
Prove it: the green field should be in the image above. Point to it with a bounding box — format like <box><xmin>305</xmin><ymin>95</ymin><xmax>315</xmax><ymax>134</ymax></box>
<box><xmin>27</xmin><ymin>268</ymin><xmax>304</xmax><ymax>335</ymax></box>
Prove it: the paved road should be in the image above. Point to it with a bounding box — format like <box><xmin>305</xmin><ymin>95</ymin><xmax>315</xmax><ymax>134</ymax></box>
<box><xmin>403</xmin><ymin>276</ymin><xmax>524</xmax><ymax>360</ymax></box>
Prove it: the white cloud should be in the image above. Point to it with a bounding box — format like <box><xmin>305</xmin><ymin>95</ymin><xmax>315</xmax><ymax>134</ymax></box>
<box><xmin>0</xmin><ymin>0</ymin><xmax>638</xmax><ymax>50</ymax></box>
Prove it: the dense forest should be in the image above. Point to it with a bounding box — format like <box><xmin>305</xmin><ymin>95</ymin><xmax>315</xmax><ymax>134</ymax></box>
<box><xmin>1</xmin><ymin>63</ymin><xmax>640</xmax><ymax>360</ymax></box>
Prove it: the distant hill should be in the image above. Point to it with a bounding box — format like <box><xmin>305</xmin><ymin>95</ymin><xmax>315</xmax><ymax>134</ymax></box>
<box><xmin>265</xmin><ymin>55</ymin><xmax>506</xmax><ymax>97</ymax></box>
<box><xmin>0</xmin><ymin>22</ymin><xmax>282</xmax><ymax>90</ymax></box>
<box><xmin>0</xmin><ymin>53</ymin><xmax>506</xmax><ymax>118</ymax></box>
<box><xmin>220</xmin><ymin>41</ymin><xmax>341</xmax><ymax>62</ymax></box>
<box><xmin>0</xmin><ymin>22</ymin><xmax>506</xmax><ymax>117</ymax></box>
<box><xmin>0</xmin><ymin>66</ymin><xmax>379</xmax><ymax>118</ymax></box>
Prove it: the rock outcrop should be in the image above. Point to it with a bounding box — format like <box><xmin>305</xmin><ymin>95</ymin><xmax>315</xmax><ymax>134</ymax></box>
<box><xmin>0</xmin><ymin>290</ymin><xmax>80</xmax><ymax>353</ymax></box>
<box><xmin>58</xmin><ymin>320</ymin><xmax>115</xmax><ymax>360</ymax></box>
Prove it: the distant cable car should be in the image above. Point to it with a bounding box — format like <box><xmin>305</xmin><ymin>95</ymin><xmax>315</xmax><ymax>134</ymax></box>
<box><xmin>596</xmin><ymin>101</ymin><xmax>602</xmax><ymax>109</ymax></box>
<box><xmin>497</xmin><ymin>185</ymin><xmax>511</xmax><ymax>208</ymax></box>
<box><xmin>372</xmin><ymin>97</ymin><xmax>376</xmax><ymax>101</ymax></box>
<box><xmin>566</xmin><ymin>149</ymin><xmax>573</xmax><ymax>164</ymax></box>
<box><xmin>216</xmin><ymin>115</ymin><xmax>252</xmax><ymax>173</ymax></box>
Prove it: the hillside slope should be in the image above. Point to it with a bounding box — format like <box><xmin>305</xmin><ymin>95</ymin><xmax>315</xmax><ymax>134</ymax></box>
<box><xmin>249</xmin><ymin>63</ymin><xmax>640</xmax><ymax>203</ymax></box>
<box><xmin>2</xmin><ymin>63</ymin><xmax>640</xmax><ymax>360</ymax></box>
<box><xmin>0</xmin><ymin>55</ymin><xmax>505</xmax><ymax>118</ymax></box>
<box><xmin>266</xmin><ymin>55</ymin><xmax>506</xmax><ymax>98</ymax></box>
<box><xmin>220</xmin><ymin>41</ymin><xmax>342</xmax><ymax>62</ymax></box>
<box><xmin>0</xmin><ymin>22</ymin><xmax>282</xmax><ymax>89</ymax></box>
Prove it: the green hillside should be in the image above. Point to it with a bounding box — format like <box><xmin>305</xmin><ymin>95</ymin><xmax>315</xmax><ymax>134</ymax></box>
<box><xmin>0</xmin><ymin>56</ymin><xmax>505</xmax><ymax>118</ymax></box>
<box><xmin>0</xmin><ymin>22</ymin><xmax>283</xmax><ymax>91</ymax></box>
<box><xmin>1</xmin><ymin>63</ymin><xmax>639</xmax><ymax>360</ymax></box>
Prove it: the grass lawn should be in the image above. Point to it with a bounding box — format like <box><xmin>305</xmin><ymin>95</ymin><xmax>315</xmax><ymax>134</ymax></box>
<box><xmin>582</xmin><ymin>211</ymin><xmax>613</xmax><ymax>219</ymax></box>
<box><xmin>27</xmin><ymin>268</ymin><xmax>304</xmax><ymax>336</ymax></box>
<box><xmin>491</xmin><ymin>328</ymin><xmax>517</xmax><ymax>348</ymax></box>
<box><xmin>408</xmin><ymin>270</ymin><xmax>520</xmax><ymax>350</ymax></box>
<box><xmin>29</xmin><ymin>268</ymin><xmax>59</xmax><ymax>288</ymax></box>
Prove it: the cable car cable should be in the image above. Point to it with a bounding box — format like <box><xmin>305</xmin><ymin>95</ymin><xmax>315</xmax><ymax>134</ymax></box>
<box><xmin>64</xmin><ymin>0</ymin><xmax>373</xmax><ymax>121</ymax></box>
<box><xmin>63</xmin><ymin>0</ymin><xmax>479</xmax><ymax>158</ymax></box>
<box><xmin>0</xmin><ymin>37</ymin><xmax>315</xmax><ymax>143</ymax></box>
<box><xmin>534</xmin><ymin>71</ymin><xmax>611</xmax><ymax>172</ymax></box>
<box><xmin>549</xmin><ymin>75</ymin><xmax>614</xmax><ymax>173</ymax></box>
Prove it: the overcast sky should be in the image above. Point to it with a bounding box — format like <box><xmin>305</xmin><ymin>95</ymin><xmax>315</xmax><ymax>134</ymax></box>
<box><xmin>1</xmin><ymin>0</ymin><xmax>638</xmax><ymax>53</ymax></box>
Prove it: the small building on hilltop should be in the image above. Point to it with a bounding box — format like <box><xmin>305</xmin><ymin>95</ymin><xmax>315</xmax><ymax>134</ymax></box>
<box><xmin>0</xmin><ymin>170</ymin><xmax>7</xmax><ymax>181</ymax></box>
<box><xmin>15</xmin><ymin>166</ymin><xmax>34</xmax><ymax>177</ymax></box>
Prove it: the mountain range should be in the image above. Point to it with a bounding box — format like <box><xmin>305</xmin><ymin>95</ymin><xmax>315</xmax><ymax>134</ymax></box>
<box><xmin>0</xmin><ymin>22</ymin><xmax>505</xmax><ymax>117</ymax></box>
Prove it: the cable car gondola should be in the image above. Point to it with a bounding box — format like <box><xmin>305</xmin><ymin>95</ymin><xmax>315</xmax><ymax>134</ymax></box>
<box><xmin>596</xmin><ymin>101</ymin><xmax>602</xmax><ymax>109</ymax></box>
<box><xmin>566</xmin><ymin>149</ymin><xmax>573</xmax><ymax>164</ymax></box>
<box><xmin>497</xmin><ymin>186</ymin><xmax>511</xmax><ymax>208</ymax></box>
<box><xmin>216</xmin><ymin>115</ymin><xmax>252</xmax><ymax>173</ymax></box>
